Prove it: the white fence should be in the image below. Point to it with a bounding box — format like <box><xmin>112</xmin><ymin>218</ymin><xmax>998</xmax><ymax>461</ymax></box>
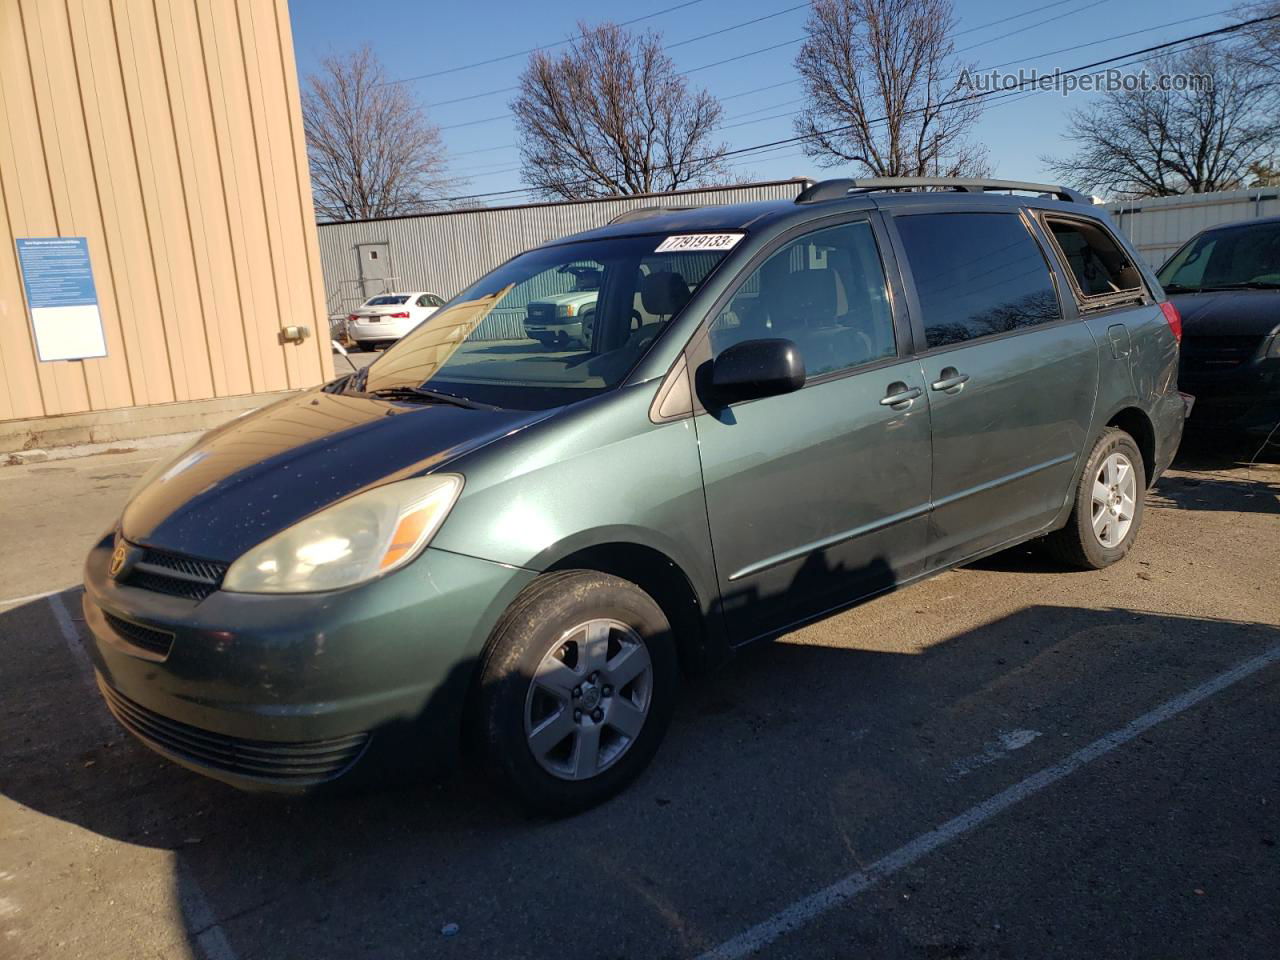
<box><xmin>1105</xmin><ymin>187</ymin><xmax>1280</xmax><ymax>268</ymax></box>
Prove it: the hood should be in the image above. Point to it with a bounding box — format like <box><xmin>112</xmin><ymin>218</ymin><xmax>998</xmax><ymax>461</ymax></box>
<box><xmin>121</xmin><ymin>389</ymin><xmax>544</xmax><ymax>563</ymax></box>
<box><xmin>530</xmin><ymin>291</ymin><xmax>598</xmax><ymax>307</ymax></box>
<box><xmin>1170</xmin><ymin>290</ymin><xmax>1280</xmax><ymax>338</ymax></box>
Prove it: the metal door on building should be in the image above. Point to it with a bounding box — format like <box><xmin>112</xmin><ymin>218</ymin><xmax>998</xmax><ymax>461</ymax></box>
<box><xmin>356</xmin><ymin>242</ymin><xmax>394</xmax><ymax>300</ymax></box>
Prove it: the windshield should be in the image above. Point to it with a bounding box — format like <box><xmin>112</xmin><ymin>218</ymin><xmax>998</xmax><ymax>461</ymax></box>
<box><xmin>1157</xmin><ymin>221</ymin><xmax>1280</xmax><ymax>292</ymax></box>
<box><xmin>352</xmin><ymin>234</ymin><xmax>734</xmax><ymax>409</ymax></box>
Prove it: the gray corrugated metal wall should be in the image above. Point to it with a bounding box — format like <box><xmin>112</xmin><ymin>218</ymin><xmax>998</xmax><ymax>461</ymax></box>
<box><xmin>317</xmin><ymin>179</ymin><xmax>810</xmax><ymax>324</ymax></box>
<box><xmin>1106</xmin><ymin>187</ymin><xmax>1280</xmax><ymax>268</ymax></box>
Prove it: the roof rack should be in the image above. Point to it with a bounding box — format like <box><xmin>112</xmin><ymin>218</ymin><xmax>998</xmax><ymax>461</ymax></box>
<box><xmin>795</xmin><ymin>177</ymin><xmax>1091</xmax><ymax>205</ymax></box>
<box><xmin>608</xmin><ymin>205</ymin><xmax>700</xmax><ymax>225</ymax></box>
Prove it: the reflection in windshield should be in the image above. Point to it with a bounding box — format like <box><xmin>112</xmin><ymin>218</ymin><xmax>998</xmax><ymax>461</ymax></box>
<box><xmin>354</xmin><ymin>234</ymin><xmax>734</xmax><ymax>410</ymax></box>
<box><xmin>361</xmin><ymin>288</ymin><xmax>512</xmax><ymax>393</ymax></box>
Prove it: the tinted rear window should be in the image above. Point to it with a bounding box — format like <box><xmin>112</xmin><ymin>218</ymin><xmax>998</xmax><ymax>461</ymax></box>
<box><xmin>367</xmin><ymin>295</ymin><xmax>410</xmax><ymax>306</ymax></box>
<box><xmin>896</xmin><ymin>212</ymin><xmax>1062</xmax><ymax>349</ymax></box>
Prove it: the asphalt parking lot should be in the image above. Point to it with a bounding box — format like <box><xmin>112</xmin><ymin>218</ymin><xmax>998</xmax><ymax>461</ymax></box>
<box><xmin>2</xmin><ymin>429</ymin><xmax>1277</xmax><ymax>960</ymax></box>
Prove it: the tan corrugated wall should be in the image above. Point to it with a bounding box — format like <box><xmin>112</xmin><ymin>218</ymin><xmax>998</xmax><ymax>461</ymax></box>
<box><xmin>0</xmin><ymin>0</ymin><xmax>331</xmax><ymax>423</ymax></box>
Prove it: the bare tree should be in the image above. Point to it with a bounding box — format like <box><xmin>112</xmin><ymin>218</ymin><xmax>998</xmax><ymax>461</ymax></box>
<box><xmin>1234</xmin><ymin>1</ymin><xmax>1280</xmax><ymax>79</ymax></box>
<box><xmin>511</xmin><ymin>23</ymin><xmax>728</xmax><ymax>199</ymax></box>
<box><xmin>793</xmin><ymin>0</ymin><xmax>988</xmax><ymax>177</ymax></box>
<box><xmin>303</xmin><ymin>46</ymin><xmax>462</xmax><ymax>221</ymax></box>
<box><xmin>1044</xmin><ymin>45</ymin><xmax>1280</xmax><ymax>199</ymax></box>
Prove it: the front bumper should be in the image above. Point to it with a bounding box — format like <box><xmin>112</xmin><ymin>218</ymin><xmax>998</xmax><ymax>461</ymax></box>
<box><xmin>1180</xmin><ymin>361</ymin><xmax>1280</xmax><ymax>436</ymax></box>
<box><xmin>83</xmin><ymin>535</ymin><xmax>535</xmax><ymax>792</ymax></box>
<box><xmin>524</xmin><ymin>319</ymin><xmax>584</xmax><ymax>338</ymax></box>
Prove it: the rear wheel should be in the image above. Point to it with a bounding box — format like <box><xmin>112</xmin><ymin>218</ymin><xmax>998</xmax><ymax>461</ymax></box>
<box><xmin>476</xmin><ymin>570</ymin><xmax>678</xmax><ymax>815</ymax></box>
<box><xmin>1042</xmin><ymin>428</ymin><xmax>1145</xmax><ymax>569</ymax></box>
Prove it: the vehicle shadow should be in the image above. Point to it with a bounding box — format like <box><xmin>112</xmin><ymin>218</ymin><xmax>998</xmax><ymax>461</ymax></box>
<box><xmin>3</xmin><ymin>584</ymin><xmax>1277</xmax><ymax>959</ymax></box>
<box><xmin>1149</xmin><ymin>430</ymin><xmax>1280</xmax><ymax>515</ymax></box>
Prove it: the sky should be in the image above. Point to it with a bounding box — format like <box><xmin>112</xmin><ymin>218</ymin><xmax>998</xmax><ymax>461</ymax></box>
<box><xmin>288</xmin><ymin>0</ymin><xmax>1244</xmax><ymax>203</ymax></box>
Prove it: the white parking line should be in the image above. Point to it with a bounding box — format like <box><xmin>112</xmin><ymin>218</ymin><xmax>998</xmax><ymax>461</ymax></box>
<box><xmin>0</xmin><ymin>587</ymin><xmax>72</xmax><ymax>609</ymax></box>
<box><xmin>47</xmin><ymin>591</ymin><xmax>94</xmax><ymax>681</ymax></box>
<box><xmin>698</xmin><ymin>643</ymin><xmax>1280</xmax><ymax>960</ymax></box>
<box><xmin>178</xmin><ymin>858</ymin><xmax>240</xmax><ymax>960</ymax></box>
<box><xmin>47</xmin><ymin>591</ymin><xmax>239</xmax><ymax>959</ymax></box>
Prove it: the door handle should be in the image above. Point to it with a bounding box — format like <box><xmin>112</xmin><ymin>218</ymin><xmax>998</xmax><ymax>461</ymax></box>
<box><xmin>931</xmin><ymin>367</ymin><xmax>970</xmax><ymax>392</ymax></box>
<box><xmin>880</xmin><ymin>384</ymin><xmax>923</xmax><ymax>407</ymax></box>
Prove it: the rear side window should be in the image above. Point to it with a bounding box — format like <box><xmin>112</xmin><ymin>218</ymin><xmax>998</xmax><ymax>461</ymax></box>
<box><xmin>1044</xmin><ymin>217</ymin><xmax>1145</xmax><ymax>301</ymax></box>
<box><xmin>895</xmin><ymin>213</ymin><xmax>1062</xmax><ymax>349</ymax></box>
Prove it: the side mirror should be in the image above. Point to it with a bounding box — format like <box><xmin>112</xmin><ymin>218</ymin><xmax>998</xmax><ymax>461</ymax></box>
<box><xmin>709</xmin><ymin>338</ymin><xmax>805</xmax><ymax>403</ymax></box>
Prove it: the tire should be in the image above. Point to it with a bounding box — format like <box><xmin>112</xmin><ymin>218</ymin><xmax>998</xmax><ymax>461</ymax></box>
<box><xmin>476</xmin><ymin>570</ymin><xmax>679</xmax><ymax>815</ymax></box>
<box><xmin>1042</xmin><ymin>427</ymin><xmax>1146</xmax><ymax>569</ymax></box>
<box><xmin>354</xmin><ymin>341</ymin><xmax>374</xmax><ymax>352</ymax></box>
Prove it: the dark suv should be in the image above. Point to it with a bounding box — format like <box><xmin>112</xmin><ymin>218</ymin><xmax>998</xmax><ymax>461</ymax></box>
<box><xmin>83</xmin><ymin>178</ymin><xmax>1185</xmax><ymax>814</ymax></box>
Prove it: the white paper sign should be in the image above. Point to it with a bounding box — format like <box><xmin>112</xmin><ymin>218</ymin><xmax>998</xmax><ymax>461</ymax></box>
<box><xmin>15</xmin><ymin>237</ymin><xmax>107</xmax><ymax>362</ymax></box>
<box><xmin>653</xmin><ymin>233</ymin><xmax>744</xmax><ymax>253</ymax></box>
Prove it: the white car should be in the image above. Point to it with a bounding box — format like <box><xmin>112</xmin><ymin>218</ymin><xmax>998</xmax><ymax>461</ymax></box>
<box><xmin>346</xmin><ymin>292</ymin><xmax>445</xmax><ymax>350</ymax></box>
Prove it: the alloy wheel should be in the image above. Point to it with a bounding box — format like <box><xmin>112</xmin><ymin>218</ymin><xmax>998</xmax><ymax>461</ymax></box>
<box><xmin>523</xmin><ymin>619</ymin><xmax>653</xmax><ymax>781</ymax></box>
<box><xmin>1090</xmin><ymin>451</ymin><xmax>1137</xmax><ymax>548</ymax></box>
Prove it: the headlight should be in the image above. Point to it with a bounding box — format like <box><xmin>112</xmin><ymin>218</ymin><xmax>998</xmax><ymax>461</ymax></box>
<box><xmin>556</xmin><ymin>303</ymin><xmax>575</xmax><ymax>318</ymax></box>
<box><xmin>223</xmin><ymin>475</ymin><xmax>463</xmax><ymax>594</ymax></box>
<box><xmin>1266</xmin><ymin>332</ymin><xmax>1280</xmax><ymax>358</ymax></box>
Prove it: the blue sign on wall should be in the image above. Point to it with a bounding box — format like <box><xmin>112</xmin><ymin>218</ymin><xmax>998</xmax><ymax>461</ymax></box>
<box><xmin>15</xmin><ymin>237</ymin><xmax>107</xmax><ymax>362</ymax></box>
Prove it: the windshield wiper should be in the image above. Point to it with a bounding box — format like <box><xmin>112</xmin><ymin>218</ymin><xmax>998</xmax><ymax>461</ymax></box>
<box><xmin>1194</xmin><ymin>281</ymin><xmax>1280</xmax><ymax>291</ymax></box>
<box><xmin>1161</xmin><ymin>282</ymin><xmax>1199</xmax><ymax>293</ymax></box>
<box><xmin>369</xmin><ymin>386</ymin><xmax>493</xmax><ymax>410</ymax></box>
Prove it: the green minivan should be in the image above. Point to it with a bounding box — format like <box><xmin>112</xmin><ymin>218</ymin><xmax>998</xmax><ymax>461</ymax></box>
<box><xmin>83</xmin><ymin>178</ymin><xmax>1186</xmax><ymax>813</ymax></box>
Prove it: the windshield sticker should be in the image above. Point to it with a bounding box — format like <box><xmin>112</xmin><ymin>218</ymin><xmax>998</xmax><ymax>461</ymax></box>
<box><xmin>653</xmin><ymin>233</ymin><xmax>744</xmax><ymax>253</ymax></box>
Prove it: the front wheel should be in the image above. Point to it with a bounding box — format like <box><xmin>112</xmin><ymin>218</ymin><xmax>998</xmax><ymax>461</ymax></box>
<box><xmin>1042</xmin><ymin>427</ymin><xmax>1146</xmax><ymax>569</ymax></box>
<box><xmin>476</xmin><ymin>571</ymin><xmax>679</xmax><ymax>815</ymax></box>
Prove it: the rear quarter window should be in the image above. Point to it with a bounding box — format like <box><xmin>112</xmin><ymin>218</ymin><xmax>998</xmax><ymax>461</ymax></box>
<box><xmin>1043</xmin><ymin>216</ymin><xmax>1145</xmax><ymax>304</ymax></box>
<box><xmin>895</xmin><ymin>212</ymin><xmax>1063</xmax><ymax>349</ymax></box>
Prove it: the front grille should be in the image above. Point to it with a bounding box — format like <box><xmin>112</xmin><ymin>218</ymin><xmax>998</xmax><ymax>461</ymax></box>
<box><xmin>98</xmin><ymin>678</ymin><xmax>370</xmax><ymax>785</ymax></box>
<box><xmin>103</xmin><ymin>612</ymin><xmax>174</xmax><ymax>658</ymax></box>
<box><xmin>1181</xmin><ymin>335</ymin><xmax>1263</xmax><ymax>371</ymax></box>
<box><xmin>526</xmin><ymin>303</ymin><xmax>555</xmax><ymax>323</ymax></box>
<box><xmin>121</xmin><ymin>547</ymin><xmax>227</xmax><ymax>601</ymax></box>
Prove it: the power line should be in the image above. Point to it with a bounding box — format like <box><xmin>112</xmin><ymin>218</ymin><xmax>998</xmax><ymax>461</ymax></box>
<box><xmin>955</xmin><ymin>0</ymin><xmax>1111</xmax><ymax>54</ymax></box>
<box><xmin>422</xmin><ymin>1</ymin><xmax>811</xmax><ymax>108</ymax></box>
<box><xmin>381</xmin><ymin>0</ymin><xmax>714</xmax><ymax>86</ymax></box>
<box><xmin>415</xmin><ymin>14</ymin><xmax>1277</xmax><ymax>207</ymax></box>
<box><xmin>982</xmin><ymin>7</ymin><xmax>1231</xmax><ymax>72</ymax></box>
<box><xmin>668</xmin><ymin>2</ymin><xmax>809</xmax><ymax>48</ymax></box>
<box><xmin>683</xmin><ymin>36</ymin><xmax>804</xmax><ymax>74</ymax></box>
<box><xmin>720</xmin><ymin>79</ymin><xmax>798</xmax><ymax>102</ymax></box>
<box><xmin>954</xmin><ymin>0</ymin><xmax>1080</xmax><ymax>37</ymax></box>
<box><xmin>439</xmin><ymin>114</ymin><xmax>511</xmax><ymax>131</ymax></box>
